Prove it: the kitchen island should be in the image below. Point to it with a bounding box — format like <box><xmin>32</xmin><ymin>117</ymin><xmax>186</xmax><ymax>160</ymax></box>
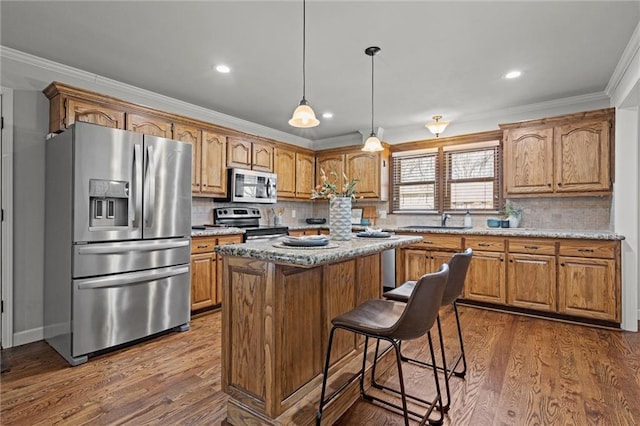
<box><xmin>216</xmin><ymin>234</ymin><xmax>422</xmax><ymax>425</ymax></box>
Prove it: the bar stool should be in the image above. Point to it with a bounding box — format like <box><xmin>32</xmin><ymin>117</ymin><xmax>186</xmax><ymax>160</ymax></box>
<box><xmin>316</xmin><ymin>264</ymin><xmax>449</xmax><ymax>426</ymax></box>
<box><xmin>378</xmin><ymin>247</ymin><xmax>473</xmax><ymax>412</ymax></box>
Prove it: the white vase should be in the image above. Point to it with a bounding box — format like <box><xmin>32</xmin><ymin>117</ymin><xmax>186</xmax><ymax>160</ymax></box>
<box><xmin>329</xmin><ymin>197</ymin><xmax>352</xmax><ymax>241</ymax></box>
<box><xmin>508</xmin><ymin>215</ymin><xmax>520</xmax><ymax>228</ymax></box>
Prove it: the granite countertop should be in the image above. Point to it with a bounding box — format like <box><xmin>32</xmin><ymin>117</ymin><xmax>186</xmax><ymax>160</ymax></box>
<box><xmin>215</xmin><ymin>234</ymin><xmax>422</xmax><ymax>267</ymax></box>
<box><xmin>283</xmin><ymin>224</ymin><xmax>624</xmax><ymax>241</ymax></box>
<box><xmin>191</xmin><ymin>227</ymin><xmax>245</xmax><ymax>237</ymax></box>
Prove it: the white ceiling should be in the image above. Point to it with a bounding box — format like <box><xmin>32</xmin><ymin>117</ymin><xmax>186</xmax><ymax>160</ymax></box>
<box><xmin>1</xmin><ymin>1</ymin><xmax>638</xmax><ymax>142</ymax></box>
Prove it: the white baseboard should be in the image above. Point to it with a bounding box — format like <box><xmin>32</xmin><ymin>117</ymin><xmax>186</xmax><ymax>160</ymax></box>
<box><xmin>12</xmin><ymin>326</ymin><xmax>44</xmax><ymax>347</ymax></box>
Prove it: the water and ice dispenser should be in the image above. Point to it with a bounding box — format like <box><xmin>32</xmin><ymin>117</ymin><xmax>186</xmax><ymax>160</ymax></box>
<box><xmin>89</xmin><ymin>179</ymin><xmax>129</xmax><ymax>228</ymax></box>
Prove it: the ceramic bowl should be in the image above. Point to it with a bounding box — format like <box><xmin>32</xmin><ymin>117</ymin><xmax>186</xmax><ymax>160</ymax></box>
<box><xmin>486</xmin><ymin>218</ymin><xmax>501</xmax><ymax>228</ymax></box>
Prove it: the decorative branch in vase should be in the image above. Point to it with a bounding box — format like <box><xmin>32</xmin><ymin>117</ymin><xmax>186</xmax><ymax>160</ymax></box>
<box><xmin>311</xmin><ymin>170</ymin><xmax>360</xmax><ymax>240</ymax></box>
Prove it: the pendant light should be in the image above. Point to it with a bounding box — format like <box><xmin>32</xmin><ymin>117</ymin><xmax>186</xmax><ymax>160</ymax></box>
<box><xmin>362</xmin><ymin>46</ymin><xmax>383</xmax><ymax>152</ymax></box>
<box><xmin>426</xmin><ymin>115</ymin><xmax>449</xmax><ymax>137</ymax></box>
<box><xmin>289</xmin><ymin>0</ymin><xmax>319</xmax><ymax>128</ymax></box>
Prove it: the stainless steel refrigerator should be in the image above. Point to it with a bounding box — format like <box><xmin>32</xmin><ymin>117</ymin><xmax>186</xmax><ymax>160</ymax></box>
<box><xmin>44</xmin><ymin>122</ymin><xmax>192</xmax><ymax>366</ymax></box>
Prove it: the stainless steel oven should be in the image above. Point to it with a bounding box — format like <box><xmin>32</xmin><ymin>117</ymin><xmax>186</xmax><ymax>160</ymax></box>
<box><xmin>227</xmin><ymin>168</ymin><xmax>277</xmax><ymax>204</ymax></box>
<box><xmin>213</xmin><ymin>207</ymin><xmax>288</xmax><ymax>241</ymax></box>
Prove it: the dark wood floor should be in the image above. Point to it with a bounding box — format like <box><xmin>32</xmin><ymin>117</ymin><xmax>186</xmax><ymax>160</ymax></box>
<box><xmin>2</xmin><ymin>306</ymin><xmax>639</xmax><ymax>425</ymax></box>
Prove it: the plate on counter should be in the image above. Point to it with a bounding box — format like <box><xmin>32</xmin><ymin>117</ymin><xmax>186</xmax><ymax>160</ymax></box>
<box><xmin>356</xmin><ymin>231</ymin><xmax>393</xmax><ymax>238</ymax></box>
<box><xmin>273</xmin><ymin>242</ymin><xmax>338</xmax><ymax>249</ymax></box>
<box><xmin>280</xmin><ymin>235</ymin><xmax>330</xmax><ymax>247</ymax></box>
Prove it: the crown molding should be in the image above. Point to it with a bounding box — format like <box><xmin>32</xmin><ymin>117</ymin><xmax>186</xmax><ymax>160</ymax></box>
<box><xmin>0</xmin><ymin>46</ymin><xmax>312</xmax><ymax>147</ymax></box>
<box><xmin>605</xmin><ymin>20</ymin><xmax>640</xmax><ymax>99</ymax></box>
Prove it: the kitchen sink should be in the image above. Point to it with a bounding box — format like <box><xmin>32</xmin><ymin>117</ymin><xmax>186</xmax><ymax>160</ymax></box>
<box><xmin>400</xmin><ymin>225</ymin><xmax>471</xmax><ymax>230</ymax></box>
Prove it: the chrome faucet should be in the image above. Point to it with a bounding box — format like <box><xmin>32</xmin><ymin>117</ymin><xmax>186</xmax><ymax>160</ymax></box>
<box><xmin>441</xmin><ymin>213</ymin><xmax>452</xmax><ymax>227</ymax></box>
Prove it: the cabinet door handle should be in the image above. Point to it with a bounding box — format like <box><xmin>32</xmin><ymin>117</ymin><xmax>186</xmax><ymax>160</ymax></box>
<box><xmin>423</xmin><ymin>241</ymin><xmax>434</xmax><ymax>245</ymax></box>
<box><xmin>560</xmin><ymin>263</ymin><xmax>565</xmax><ymax>267</ymax></box>
<box><xmin>197</xmin><ymin>244</ymin><xmax>210</xmax><ymax>249</ymax></box>
<box><xmin>578</xmin><ymin>248</ymin><xmax>594</xmax><ymax>253</ymax></box>
<box><xmin>500</xmin><ymin>257</ymin><xmax>504</xmax><ymax>262</ymax></box>
<box><xmin>509</xmin><ymin>259</ymin><xmax>513</xmax><ymax>263</ymax></box>
<box><xmin>557</xmin><ymin>182</ymin><xmax>563</xmax><ymax>186</ymax></box>
<box><xmin>524</xmin><ymin>245</ymin><xmax>539</xmax><ymax>249</ymax></box>
<box><xmin>478</xmin><ymin>243</ymin><xmax>491</xmax><ymax>247</ymax></box>
<box><xmin>547</xmin><ymin>183</ymin><xmax>552</xmax><ymax>187</ymax></box>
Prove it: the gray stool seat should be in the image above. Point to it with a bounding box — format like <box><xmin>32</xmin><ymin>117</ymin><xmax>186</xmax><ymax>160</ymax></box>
<box><xmin>317</xmin><ymin>264</ymin><xmax>450</xmax><ymax>426</ymax></box>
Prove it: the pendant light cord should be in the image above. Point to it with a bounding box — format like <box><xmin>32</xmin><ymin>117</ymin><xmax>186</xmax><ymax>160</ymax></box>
<box><xmin>302</xmin><ymin>0</ymin><xmax>306</xmax><ymax>101</ymax></box>
<box><xmin>371</xmin><ymin>51</ymin><xmax>375</xmax><ymax>134</ymax></box>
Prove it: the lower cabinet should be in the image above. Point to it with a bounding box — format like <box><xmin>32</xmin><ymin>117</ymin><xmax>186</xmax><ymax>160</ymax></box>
<box><xmin>464</xmin><ymin>237</ymin><xmax>506</xmax><ymax>304</ymax></box>
<box><xmin>397</xmin><ymin>234</ymin><xmax>621</xmax><ymax>324</ymax></box>
<box><xmin>557</xmin><ymin>239</ymin><xmax>618</xmax><ymax>321</ymax></box>
<box><xmin>191</xmin><ymin>234</ymin><xmax>243</xmax><ymax>311</ymax></box>
<box><xmin>506</xmin><ymin>239</ymin><xmax>557</xmax><ymax>312</ymax></box>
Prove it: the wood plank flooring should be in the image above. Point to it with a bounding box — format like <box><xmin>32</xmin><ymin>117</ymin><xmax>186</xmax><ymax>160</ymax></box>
<box><xmin>2</xmin><ymin>306</ymin><xmax>639</xmax><ymax>425</ymax></box>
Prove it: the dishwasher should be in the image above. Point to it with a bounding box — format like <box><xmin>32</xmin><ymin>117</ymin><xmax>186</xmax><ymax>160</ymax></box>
<box><xmin>381</xmin><ymin>248</ymin><xmax>396</xmax><ymax>292</ymax></box>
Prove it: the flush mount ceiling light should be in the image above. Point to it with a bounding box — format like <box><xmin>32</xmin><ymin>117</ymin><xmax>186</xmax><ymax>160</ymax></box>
<box><xmin>362</xmin><ymin>46</ymin><xmax>383</xmax><ymax>152</ymax></box>
<box><xmin>289</xmin><ymin>0</ymin><xmax>319</xmax><ymax>128</ymax></box>
<box><xmin>322</xmin><ymin>112</ymin><xmax>333</xmax><ymax>119</ymax></box>
<box><xmin>505</xmin><ymin>70</ymin><xmax>522</xmax><ymax>79</ymax></box>
<box><xmin>215</xmin><ymin>64</ymin><xmax>231</xmax><ymax>73</ymax></box>
<box><xmin>425</xmin><ymin>115</ymin><xmax>449</xmax><ymax>138</ymax></box>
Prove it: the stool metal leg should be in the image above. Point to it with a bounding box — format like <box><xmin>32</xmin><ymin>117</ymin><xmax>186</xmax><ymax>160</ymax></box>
<box><xmin>316</xmin><ymin>326</ymin><xmax>336</xmax><ymax>425</ymax></box>
<box><xmin>452</xmin><ymin>301</ymin><xmax>467</xmax><ymax>378</ymax></box>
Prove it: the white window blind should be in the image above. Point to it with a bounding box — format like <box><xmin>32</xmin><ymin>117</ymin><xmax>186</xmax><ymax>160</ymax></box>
<box><xmin>392</xmin><ymin>141</ymin><xmax>501</xmax><ymax>213</ymax></box>
<box><xmin>392</xmin><ymin>149</ymin><xmax>439</xmax><ymax>211</ymax></box>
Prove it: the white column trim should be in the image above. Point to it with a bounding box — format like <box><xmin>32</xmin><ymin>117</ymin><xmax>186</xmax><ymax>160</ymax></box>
<box><xmin>1</xmin><ymin>86</ymin><xmax>14</xmax><ymax>348</ymax></box>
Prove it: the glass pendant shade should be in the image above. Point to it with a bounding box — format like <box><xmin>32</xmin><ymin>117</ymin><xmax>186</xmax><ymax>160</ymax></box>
<box><xmin>289</xmin><ymin>99</ymin><xmax>320</xmax><ymax>128</ymax></box>
<box><xmin>426</xmin><ymin>115</ymin><xmax>449</xmax><ymax>137</ymax></box>
<box><xmin>362</xmin><ymin>132</ymin><xmax>383</xmax><ymax>152</ymax></box>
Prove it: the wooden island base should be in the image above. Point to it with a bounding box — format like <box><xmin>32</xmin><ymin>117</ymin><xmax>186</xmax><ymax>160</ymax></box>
<box><xmin>219</xmin><ymin>247</ymin><xmax>409</xmax><ymax>426</ymax></box>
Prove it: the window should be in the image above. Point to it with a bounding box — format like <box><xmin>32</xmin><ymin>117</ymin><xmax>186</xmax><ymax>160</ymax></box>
<box><xmin>392</xmin><ymin>141</ymin><xmax>501</xmax><ymax>213</ymax></box>
<box><xmin>392</xmin><ymin>149</ymin><xmax>439</xmax><ymax>211</ymax></box>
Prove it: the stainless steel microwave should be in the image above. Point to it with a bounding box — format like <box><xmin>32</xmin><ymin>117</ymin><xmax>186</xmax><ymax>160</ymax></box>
<box><xmin>228</xmin><ymin>168</ymin><xmax>277</xmax><ymax>204</ymax></box>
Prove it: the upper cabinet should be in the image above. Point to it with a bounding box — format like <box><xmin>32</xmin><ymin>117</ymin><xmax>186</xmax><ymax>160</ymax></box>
<box><xmin>501</xmin><ymin>108</ymin><xmax>614</xmax><ymax>198</ymax></box>
<box><xmin>316</xmin><ymin>147</ymin><xmax>389</xmax><ymax>200</ymax></box>
<box><xmin>126</xmin><ymin>113</ymin><xmax>172</xmax><ymax>138</ymax></box>
<box><xmin>274</xmin><ymin>147</ymin><xmax>315</xmax><ymax>200</ymax></box>
<box><xmin>227</xmin><ymin>137</ymin><xmax>273</xmax><ymax>172</ymax></box>
<box><xmin>200</xmin><ymin>130</ymin><xmax>227</xmax><ymax>197</ymax></box>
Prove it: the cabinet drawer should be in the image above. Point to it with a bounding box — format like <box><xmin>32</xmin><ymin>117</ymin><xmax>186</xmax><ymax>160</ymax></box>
<box><xmin>191</xmin><ymin>237</ymin><xmax>217</xmax><ymax>254</ymax></box>
<box><xmin>401</xmin><ymin>234</ymin><xmax>462</xmax><ymax>250</ymax></box>
<box><xmin>559</xmin><ymin>240</ymin><xmax>616</xmax><ymax>259</ymax></box>
<box><xmin>217</xmin><ymin>234</ymin><xmax>243</xmax><ymax>246</ymax></box>
<box><xmin>465</xmin><ymin>236</ymin><xmax>505</xmax><ymax>252</ymax></box>
<box><xmin>509</xmin><ymin>239</ymin><xmax>556</xmax><ymax>255</ymax></box>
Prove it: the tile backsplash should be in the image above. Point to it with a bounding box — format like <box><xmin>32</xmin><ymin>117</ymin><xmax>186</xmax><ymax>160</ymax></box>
<box><xmin>193</xmin><ymin>196</ymin><xmax>613</xmax><ymax>231</ymax></box>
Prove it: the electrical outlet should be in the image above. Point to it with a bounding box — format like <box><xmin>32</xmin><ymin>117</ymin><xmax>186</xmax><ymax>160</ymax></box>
<box><xmin>291</xmin><ymin>210</ymin><xmax>296</xmax><ymax>218</ymax></box>
<box><xmin>378</xmin><ymin>209</ymin><xmax>387</xmax><ymax>219</ymax></box>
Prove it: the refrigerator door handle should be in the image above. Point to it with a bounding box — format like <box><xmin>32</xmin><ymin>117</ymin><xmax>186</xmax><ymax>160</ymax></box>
<box><xmin>144</xmin><ymin>145</ymin><xmax>156</xmax><ymax>228</ymax></box>
<box><xmin>76</xmin><ymin>265</ymin><xmax>189</xmax><ymax>290</ymax></box>
<box><xmin>131</xmin><ymin>143</ymin><xmax>142</xmax><ymax>227</ymax></box>
<box><xmin>77</xmin><ymin>239</ymin><xmax>190</xmax><ymax>255</ymax></box>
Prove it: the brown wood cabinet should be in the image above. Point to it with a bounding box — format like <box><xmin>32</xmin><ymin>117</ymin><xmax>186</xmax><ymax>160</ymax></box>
<box><xmin>126</xmin><ymin>113</ymin><xmax>172</xmax><ymax>138</ymax></box>
<box><xmin>275</xmin><ymin>148</ymin><xmax>315</xmax><ymax>200</ymax></box>
<box><xmin>464</xmin><ymin>249</ymin><xmax>506</xmax><ymax>304</ymax></box>
<box><xmin>198</xmin><ymin>130</ymin><xmax>227</xmax><ymax>197</ymax></box>
<box><xmin>288</xmin><ymin>229</ymin><xmax>321</xmax><ymax>236</ymax></box>
<box><xmin>557</xmin><ymin>240</ymin><xmax>619</xmax><ymax>322</ymax></box>
<box><xmin>316</xmin><ymin>146</ymin><xmax>389</xmax><ymax>200</ymax></box>
<box><xmin>190</xmin><ymin>234</ymin><xmax>242</xmax><ymax>311</ymax></box>
<box><xmin>395</xmin><ymin>233</ymin><xmax>462</xmax><ymax>285</ymax></box>
<box><xmin>227</xmin><ymin>137</ymin><xmax>273</xmax><ymax>172</ymax></box>
<box><xmin>501</xmin><ymin>108</ymin><xmax>614</xmax><ymax>198</ymax></box>
<box><xmin>506</xmin><ymin>239</ymin><xmax>557</xmax><ymax>312</ymax></box>
<box><xmin>64</xmin><ymin>98</ymin><xmax>126</xmax><ymax>130</ymax></box>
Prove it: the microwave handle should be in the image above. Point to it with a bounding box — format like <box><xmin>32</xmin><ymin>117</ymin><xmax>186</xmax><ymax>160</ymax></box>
<box><xmin>266</xmin><ymin>178</ymin><xmax>273</xmax><ymax>197</ymax></box>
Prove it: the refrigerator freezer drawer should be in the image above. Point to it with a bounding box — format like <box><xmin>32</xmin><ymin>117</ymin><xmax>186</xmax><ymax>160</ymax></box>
<box><xmin>73</xmin><ymin>237</ymin><xmax>190</xmax><ymax>278</ymax></box>
<box><xmin>72</xmin><ymin>264</ymin><xmax>190</xmax><ymax>357</ymax></box>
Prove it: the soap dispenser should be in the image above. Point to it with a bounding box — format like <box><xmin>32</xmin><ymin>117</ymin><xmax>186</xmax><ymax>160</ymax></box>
<box><xmin>464</xmin><ymin>210</ymin><xmax>472</xmax><ymax>228</ymax></box>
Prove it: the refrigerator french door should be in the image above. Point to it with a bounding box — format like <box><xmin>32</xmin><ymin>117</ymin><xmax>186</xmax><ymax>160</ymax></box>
<box><xmin>45</xmin><ymin>122</ymin><xmax>192</xmax><ymax>366</ymax></box>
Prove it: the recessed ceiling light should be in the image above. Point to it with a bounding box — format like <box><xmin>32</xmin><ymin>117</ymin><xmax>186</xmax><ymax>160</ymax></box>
<box><xmin>216</xmin><ymin>64</ymin><xmax>231</xmax><ymax>73</ymax></box>
<box><xmin>322</xmin><ymin>112</ymin><xmax>333</xmax><ymax>119</ymax></box>
<box><xmin>505</xmin><ymin>70</ymin><xmax>522</xmax><ymax>79</ymax></box>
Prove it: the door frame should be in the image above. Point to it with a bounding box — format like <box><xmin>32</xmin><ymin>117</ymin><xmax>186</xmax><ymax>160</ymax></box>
<box><xmin>1</xmin><ymin>87</ymin><xmax>14</xmax><ymax>348</ymax></box>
